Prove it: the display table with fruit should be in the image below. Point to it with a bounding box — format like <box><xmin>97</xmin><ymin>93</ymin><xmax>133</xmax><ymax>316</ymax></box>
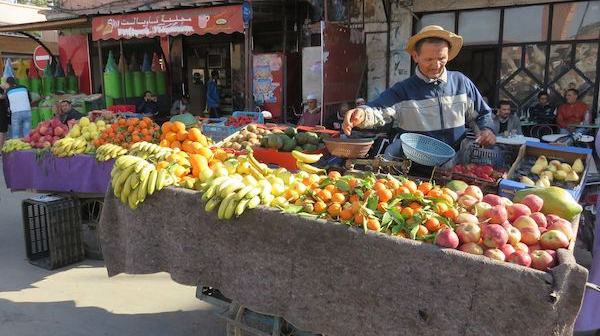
<box><xmin>2</xmin><ymin>151</ymin><xmax>113</xmax><ymax>194</ymax></box>
<box><xmin>98</xmin><ymin>181</ymin><xmax>588</xmax><ymax>336</ymax></box>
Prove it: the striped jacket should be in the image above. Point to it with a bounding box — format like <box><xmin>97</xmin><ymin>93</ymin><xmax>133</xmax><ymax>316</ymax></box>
<box><xmin>360</xmin><ymin>68</ymin><xmax>494</xmax><ymax>148</ymax></box>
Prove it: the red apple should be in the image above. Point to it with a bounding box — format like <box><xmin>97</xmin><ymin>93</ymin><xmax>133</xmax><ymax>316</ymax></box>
<box><xmin>473</xmin><ymin>202</ymin><xmax>492</xmax><ymax>219</ymax></box>
<box><xmin>459</xmin><ymin>242</ymin><xmax>484</xmax><ymax>255</ymax></box>
<box><xmin>513</xmin><ymin>215</ymin><xmax>538</xmax><ymax>230</ymax></box>
<box><xmin>530</xmin><ymin>250</ymin><xmax>556</xmax><ymax>271</ymax></box>
<box><xmin>539</xmin><ymin>230</ymin><xmax>570</xmax><ymax>250</ymax></box>
<box><xmin>528</xmin><ymin>243</ymin><xmax>543</xmax><ymax>252</ymax></box>
<box><xmin>520</xmin><ymin>194</ymin><xmax>544</xmax><ymax>213</ymax></box>
<box><xmin>546</xmin><ymin>249</ymin><xmax>557</xmax><ymax>261</ymax></box>
<box><xmin>455</xmin><ymin>213</ymin><xmax>479</xmax><ymax>225</ymax></box>
<box><xmin>530</xmin><ymin>212</ymin><xmax>547</xmax><ymax>228</ymax></box>
<box><xmin>482</xmin><ymin>194</ymin><xmax>504</xmax><ymax>207</ymax></box>
<box><xmin>500</xmin><ymin>244</ymin><xmax>516</xmax><ymax>257</ymax></box>
<box><xmin>482</xmin><ymin>224</ymin><xmax>509</xmax><ymax>248</ymax></box>
<box><xmin>484</xmin><ymin>248</ymin><xmax>506</xmax><ymax>261</ymax></box>
<box><xmin>436</xmin><ymin>229</ymin><xmax>460</xmax><ymax>248</ymax></box>
<box><xmin>464</xmin><ymin>186</ymin><xmax>483</xmax><ymax>201</ymax></box>
<box><xmin>485</xmin><ymin>205</ymin><xmax>508</xmax><ymax>225</ymax></box>
<box><xmin>54</xmin><ymin>127</ymin><xmax>65</xmax><ymax>137</ymax></box>
<box><xmin>507</xmin><ymin>204</ymin><xmax>532</xmax><ymax>222</ymax></box>
<box><xmin>501</xmin><ymin>220</ymin><xmax>512</xmax><ymax>229</ymax></box>
<box><xmin>547</xmin><ymin>220</ymin><xmax>574</xmax><ymax>241</ymax></box>
<box><xmin>23</xmin><ymin>136</ymin><xmax>31</xmax><ymax>143</ymax></box>
<box><xmin>456</xmin><ymin>222</ymin><xmax>481</xmax><ymax>244</ymax></box>
<box><xmin>513</xmin><ymin>242</ymin><xmax>529</xmax><ymax>253</ymax></box>
<box><xmin>506</xmin><ymin>226</ymin><xmax>522</xmax><ymax>245</ymax></box>
<box><xmin>539</xmin><ymin>227</ymin><xmax>548</xmax><ymax>235</ymax></box>
<box><xmin>546</xmin><ymin>214</ymin><xmax>562</xmax><ymax>226</ymax></box>
<box><xmin>501</xmin><ymin>197</ymin><xmax>513</xmax><ymax>207</ymax></box>
<box><xmin>458</xmin><ymin>194</ymin><xmax>478</xmax><ymax>209</ymax></box>
<box><xmin>520</xmin><ymin>226</ymin><xmax>541</xmax><ymax>245</ymax></box>
<box><xmin>508</xmin><ymin>250</ymin><xmax>532</xmax><ymax>267</ymax></box>
<box><xmin>31</xmin><ymin>132</ymin><xmax>41</xmax><ymax>142</ymax></box>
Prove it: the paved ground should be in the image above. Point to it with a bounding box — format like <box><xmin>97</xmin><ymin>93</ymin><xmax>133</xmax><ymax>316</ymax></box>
<box><xmin>0</xmin><ymin>160</ymin><xmax>226</xmax><ymax>336</ymax></box>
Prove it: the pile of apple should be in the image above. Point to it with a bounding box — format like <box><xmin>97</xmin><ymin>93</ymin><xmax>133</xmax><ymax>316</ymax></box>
<box><xmin>23</xmin><ymin>118</ymin><xmax>68</xmax><ymax>149</ymax></box>
<box><xmin>439</xmin><ymin>186</ymin><xmax>573</xmax><ymax>271</ymax></box>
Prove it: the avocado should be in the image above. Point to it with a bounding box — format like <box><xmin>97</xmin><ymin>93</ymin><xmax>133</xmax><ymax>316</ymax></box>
<box><xmin>302</xmin><ymin>143</ymin><xmax>317</xmax><ymax>152</ymax></box>
<box><xmin>305</xmin><ymin>132</ymin><xmax>320</xmax><ymax>145</ymax></box>
<box><xmin>267</xmin><ymin>134</ymin><xmax>283</xmax><ymax>150</ymax></box>
<box><xmin>284</xmin><ymin>127</ymin><xmax>298</xmax><ymax>138</ymax></box>
<box><xmin>282</xmin><ymin>138</ymin><xmax>296</xmax><ymax>152</ymax></box>
<box><xmin>295</xmin><ymin>133</ymin><xmax>308</xmax><ymax>145</ymax></box>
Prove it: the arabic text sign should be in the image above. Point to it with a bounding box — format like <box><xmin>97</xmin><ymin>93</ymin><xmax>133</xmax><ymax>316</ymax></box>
<box><xmin>92</xmin><ymin>5</ymin><xmax>243</xmax><ymax>41</ymax></box>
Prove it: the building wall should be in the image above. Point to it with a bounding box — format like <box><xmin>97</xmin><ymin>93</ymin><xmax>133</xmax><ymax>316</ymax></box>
<box><xmin>0</xmin><ymin>2</ymin><xmax>58</xmax><ymax>57</ymax></box>
<box><xmin>414</xmin><ymin>0</ymin><xmax>573</xmax><ymax>12</ymax></box>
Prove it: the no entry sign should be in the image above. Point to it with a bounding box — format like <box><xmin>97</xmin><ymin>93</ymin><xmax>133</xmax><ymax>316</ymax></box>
<box><xmin>33</xmin><ymin>46</ymin><xmax>52</xmax><ymax>70</ymax></box>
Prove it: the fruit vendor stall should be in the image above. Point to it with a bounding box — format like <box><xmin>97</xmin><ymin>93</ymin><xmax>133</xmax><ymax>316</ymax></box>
<box><xmin>1</xmin><ymin>116</ymin><xmax>595</xmax><ymax>335</ymax></box>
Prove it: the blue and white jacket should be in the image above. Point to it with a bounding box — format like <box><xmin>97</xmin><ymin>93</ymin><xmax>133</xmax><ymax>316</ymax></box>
<box><xmin>360</xmin><ymin>68</ymin><xmax>494</xmax><ymax>148</ymax></box>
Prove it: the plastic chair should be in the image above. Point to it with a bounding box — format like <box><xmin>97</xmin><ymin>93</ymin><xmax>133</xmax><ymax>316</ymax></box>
<box><xmin>530</xmin><ymin>123</ymin><xmax>560</xmax><ymax>139</ymax></box>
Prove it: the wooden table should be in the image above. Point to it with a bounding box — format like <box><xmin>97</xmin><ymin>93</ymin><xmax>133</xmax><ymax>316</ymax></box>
<box><xmin>495</xmin><ymin>135</ymin><xmax>540</xmax><ymax>145</ymax></box>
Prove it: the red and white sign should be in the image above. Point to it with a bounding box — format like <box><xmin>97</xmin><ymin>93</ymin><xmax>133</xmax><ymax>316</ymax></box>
<box><xmin>33</xmin><ymin>46</ymin><xmax>52</xmax><ymax>71</ymax></box>
<box><xmin>92</xmin><ymin>5</ymin><xmax>243</xmax><ymax>41</ymax></box>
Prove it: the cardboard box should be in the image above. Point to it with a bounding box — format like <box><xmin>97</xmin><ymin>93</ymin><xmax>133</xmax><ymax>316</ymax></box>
<box><xmin>498</xmin><ymin>141</ymin><xmax>592</xmax><ymax>201</ymax></box>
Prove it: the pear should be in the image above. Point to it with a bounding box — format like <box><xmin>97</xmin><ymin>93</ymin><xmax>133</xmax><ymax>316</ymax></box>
<box><xmin>531</xmin><ymin>164</ymin><xmax>546</xmax><ymax>175</ymax></box>
<box><xmin>520</xmin><ymin>176</ymin><xmax>535</xmax><ymax>186</ymax></box>
<box><xmin>554</xmin><ymin>170</ymin><xmax>567</xmax><ymax>181</ymax></box>
<box><xmin>547</xmin><ymin>164</ymin><xmax>557</xmax><ymax>173</ymax></box>
<box><xmin>559</xmin><ymin>163</ymin><xmax>572</xmax><ymax>172</ymax></box>
<box><xmin>549</xmin><ymin>160</ymin><xmax>562</xmax><ymax>168</ymax></box>
<box><xmin>535</xmin><ymin>155</ymin><xmax>548</xmax><ymax>166</ymax></box>
<box><xmin>572</xmin><ymin>158</ymin><xmax>584</xmax><ymax>173</ymax></box>
<box><xmin>536</xmin><ymin>176</ymin><xmax>551</xmax><ymax>187</ymax></box>
<box><xmin>565</xmin><ymin>170</ymin><xmax>580</xmax><ymax>182</ymax></box>
<box><xmin>540</xmin><ymin>170</ymin><xmax>554</xmax><ymax>181</ymax></box>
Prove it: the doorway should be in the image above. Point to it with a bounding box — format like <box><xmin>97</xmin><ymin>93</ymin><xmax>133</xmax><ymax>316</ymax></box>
<box><xmin>447</xmin><ymin>46</ymin><xmax>499</xmax><ymax>107</ymax></box>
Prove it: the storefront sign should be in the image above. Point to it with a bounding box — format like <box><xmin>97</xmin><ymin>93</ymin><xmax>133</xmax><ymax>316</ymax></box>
<box><xmin>92</xmin><ymin>5</ymin><xmax>243</xmax><ymax>41</ymax></box>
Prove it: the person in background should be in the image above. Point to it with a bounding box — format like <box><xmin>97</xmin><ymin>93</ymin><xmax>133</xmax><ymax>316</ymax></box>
<box><xmin>355</xmin><ymin>98</ymin><xmax>366</xmax><ymax>107</ymax></box>
<box><xmin>327</xmin><ymin>102</ymin><xmax>350</xmax><ymax>131</ymax></box>
<box><xmin>3</xmin><ymin>77</ymin><xmax>33</xmax><ymax>139</ymax></box>
<box><xmin>298</xmin><ymin>94</ymin><xmax>322</xmax><ymax>127</ymax></box>
<box><xmin>527</xmin><ymin>91</ymin><xmax>556</xmax><ymax>124</ymax></box>
<box><xmin>556</xmin><ymin>88</ymin><xmax>590</xmax><ymax>134</ymax></box>
<box><xmin>57</xmin><ymin>100</ymin><xmax>83</xmax><ymax>124</ymax></box>
<box><xmin>342</xmin><ymin>25</ymin><xmax>495</xmax><ymax>159</ymax></box>
<box><xmin>170</xmin><ymin>95</ymin><xmax>189</xmax><ymax>116</ymax></box>
<box><xmin>207</xmin><ymin>70</ymin><xmax>220</xmax><ymax>118</ymax></box>
<box><xmin>0</xmin><ymin>88</ymin><xmax>8</xmax><ymax>150</ymax></box>
<box><xmin>492</xmin><ymin>100</ymin><xmax>522</xmax><ymax>136</ymax></box>
<box><xmin>137</xmin><ymin>91</ymin><xmax>159</xmax><ymax>116</ymax></box>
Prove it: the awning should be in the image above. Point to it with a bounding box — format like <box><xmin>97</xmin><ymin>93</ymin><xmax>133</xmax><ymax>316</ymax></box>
<box><xmin>0</xmin><ymin>17</ymin><xmax>91</xmax><ymax>33</ymax></box>
<box><xmin>91</xmin><ymin>5</ymin><xmax>243</xmax><ymax>41</ymax></box>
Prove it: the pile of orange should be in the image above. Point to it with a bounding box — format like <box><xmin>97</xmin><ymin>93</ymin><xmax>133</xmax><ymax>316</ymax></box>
<box><xmin>295</xmin><ymin>172</ymin><xmax>460</xmax><ymax>237</ymax></box>
<box><xmin>158</xmin><ymin>121</ymin><xmax>212</xmax><ymax>158</ymax></box>
<box><xmin>94</xmin><ymin>117</ymin><xmax>160</xmax><ymax>148</ymax></box>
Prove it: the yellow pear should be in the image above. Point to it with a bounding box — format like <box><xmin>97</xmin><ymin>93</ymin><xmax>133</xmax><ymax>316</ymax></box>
<box><xmin>520</xmin><ymin>176</ymin><xmax>535</xmax><ymax>186</ymax></box>
<box><xmin>547</xmin><ymin>164</ymin><xmax>557</xmax><ymax>173</ymax></box>
<box><xmin>549</xmin><ymin>160</ymin><xmax>562</xmax><ymax>168</ymax></box>
<box><xmin>554</xmin><ymin>170</ymin><xmax>567</xmax><ymax>181</ymax></box>
<box><xmin>572</xmin><ymin>158</ymin><xmax>584</xmax><ymax>173</ymax></box>
<box><xmin>565</xmin><ymin>170</ymin><xmax>579</xmax><ymax>182</ymax></box>
<box><xmin>559</xmin><ymin>163</ymin><xmax>572</xmax><ymax>172</ymax></box>
<box><xmin>535</xmin><ymin>155</ymin><xmax>548</xmax><ymax>166</ymax></box>
<box><xmin>531</xmin><ymin>164</ymin><xmax>546</xmax><ymax>175</ymax></box>
<box><xmin>540</xmin><ymin>171</ymin><xmax>554</xmax><ymax>181</ymax></box>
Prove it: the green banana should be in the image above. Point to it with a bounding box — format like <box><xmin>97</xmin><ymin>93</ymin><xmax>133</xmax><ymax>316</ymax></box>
<box><xmin>202</xmin><ymin>185</ymin><xmax>217</xmax><ymax>201</ymax></box>
<box><xmin>235</xmin><ymin>199</ymin><xmax>250</xmax><ymax>217</ymax></box>
<box><xmin>245</xmin><ymin>187</ymin><xmax>262</xmax><ymax>200</ymax></box>
<box><xmin>205</xmin><ymin>196</ymin><xmax>222</xmax><ymax>212</ymax></box>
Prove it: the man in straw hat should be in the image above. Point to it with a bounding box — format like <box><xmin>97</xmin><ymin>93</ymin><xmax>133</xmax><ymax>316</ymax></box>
<box><xmin>342</xmin><ymin>25</ymin><xmax>496</xmax><ymax>157</ymax></box>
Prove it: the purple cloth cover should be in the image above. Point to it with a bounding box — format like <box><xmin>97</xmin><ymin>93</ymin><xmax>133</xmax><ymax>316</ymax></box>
<box><xmin>2</xmin><ymin>151</ymin><xmax>112</xmax><ymax>194</ymax></box>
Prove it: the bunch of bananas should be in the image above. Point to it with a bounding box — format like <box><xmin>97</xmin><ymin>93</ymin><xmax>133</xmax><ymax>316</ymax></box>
<box><xmin>95</xmin><ymin>144</ymin><xmax>128</xmax><ymax>162</ymax></box>
<box><xmin>111</xmin><ymin>155</ymin><xmax>175</xmax><ymax>210</ymax></box>
<box><xmin>199</xmin><ymin>175</ymin><xmax>275</xmax><ymax>220</ymax></box>
<box><xmin>245</xmin><ymin>150</ymin><xmax>273</xmax><ymax>181</ymax></box>
<box><xmin>129</xmin><ymin>141</ymin><xmax>173</xmax><ymax>162</ymax></box>
<box><xmin>51</xmin><ymin>138</ymin><xmax>91</xmax><ymax>157</ymax></box>
<box><xmin>292</xmin><ymin>150</ymin><xmax>325</xmax><ymax>174</ymax></box>
<box><xmin>1</xmin><ymin>139</ymin><xmax>32</xmax><ymax>152</ymax></box>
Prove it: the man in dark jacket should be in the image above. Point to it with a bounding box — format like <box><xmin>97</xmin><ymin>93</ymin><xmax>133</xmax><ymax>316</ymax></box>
<box><xmin>527</xmin><ymin>91</ymin><xmax>556</xmax><ymax>124</ymax></box>
<box><xmin>58</xmin><ymin>100</ymin><xmax>83</xmax><ymax>124</ymax></box>
<box><xmin>137</xmin><ymin>91</ymin><xmax>159</xmax><ymax>116</ymax></box>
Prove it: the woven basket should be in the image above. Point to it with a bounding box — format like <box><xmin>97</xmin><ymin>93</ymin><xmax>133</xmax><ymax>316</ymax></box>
<box><xmin>323</xmin><ymin>138</ymin><xmax>374</xmax><ymax>159</ymax></box>
<box><xmin>400</xmin><ymin>133</ymin><xmax>455</xmax><ymax>166</ymax></box>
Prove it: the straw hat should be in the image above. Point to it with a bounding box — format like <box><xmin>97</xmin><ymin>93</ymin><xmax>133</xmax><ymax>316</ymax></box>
<box><xmin>406</xmin><ymin>25</ymin><xmax>463</xmax><ymax>61</ymax></box>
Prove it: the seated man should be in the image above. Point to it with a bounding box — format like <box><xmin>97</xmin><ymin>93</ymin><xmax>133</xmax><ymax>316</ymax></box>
<box><xmin>556</xmin><ymin>88</ymin><xmax>590</xmax><ymax>134</ymax></box>
<box><xmin>527</xmin><ymin>91</ymin><xmax>556</xmax><ymax>124</ymax></box>
<box><xmin>137</xmin><ymin>91</ymin><xmax>159</xmax><ymax>116</ymax></box>
<box><xmin>298</xmin><ymin>94</ymin><xmax>322</xmax><ymax>127</ymax></box>
<box><xmin>326</xmin><ymin>102</ymin><xmax>350</xmax><ymax>131</ymax></box>
<box><xmin>57</xmin><ymin>100</ymin><xmax>83</xmax><ymax>124</ymax></box>
<box><xmin>169</xmin><ymin>95</ymin><xmax>197</xmax><ymax>127</ymax></box>
<box><xmin>493</xmin><ymin>100</ymin><xmax>522</xmax><ymax>136</ymax></box>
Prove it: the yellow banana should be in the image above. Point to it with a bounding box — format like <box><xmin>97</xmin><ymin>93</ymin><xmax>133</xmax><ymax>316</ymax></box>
<box><xmin>245</xmin><ymin>187</ymin><xmax>262</xmax><ymax>200</ymax></box>
<box><xmin>220</xmin><ymin>181</ymin><xmax>245</xmax><ymax>198</ymax></box>
<box><xmin>121</xmin><ymin>172</ymin><xmax>137</xmax><ymax>204</ymax></box>
<box><xmin>205</xmin><ymin>196</ymin><xmax>221</xmax><ymax>212</ymax></box>
<box><xmin>128</xmin><ymin>186</ymin><xmax>139</xmax><ymax>210</ymax></box>
<box><xmin>155</xmin><ymin>169</ymin><xmax>167</xmax><ymax>191</ymax></box>
<box><xmin>113</xmin><ymin>165</ymin><xmax>136</xmax><ymax>196</ymax></box>
<box><xmin>224</xmin><ymin>197</ymin><xmax>238</xmax><ymax>219</ymax></box>
<box><xmin>202</xmin><ymin>185</ymin><xmax>217</xmax><ymax>201</ymax></box>
<box><xmin>234</xmin><ymin>185</ymin><xmax>255</xmax><ymax>201</ymax></box>
<box><xmin>247</xmin><ymin>196</ymin><xmax>261</xmax><ymax>209</ymax></box>
<box><xmin>291</xmin><ymin>150</ymin><xmax>323</xmax><ymax>164</ymax></box>
<box><xmin>296</xmin><ymin>161</ymin><xmax>325</xmax><ymax>174</ymax></box>
<box><xmin>235</xmin><ymin>199</ymin><xmax>250</xmax><ymax>217</ymax></box>
<box><xmin>147</xmin><ymin>169</ymin><xmax>158</xmax><ymax>196</ymax></box>
<box><xmin>217</xmin><ymin>195</ymin><xmax>232</xmax><ymax>219</ymax></box>
<box><xmin>137</xmin><ymin>169</ymin><xmax>151</xmax><ymax>203</ymax></box>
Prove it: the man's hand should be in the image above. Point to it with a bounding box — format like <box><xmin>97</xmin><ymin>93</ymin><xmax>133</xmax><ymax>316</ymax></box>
<box><xmin>476</xmin><ymin>129</ymin><xmax>496</xmax><ymax>146</ymax></box>
<box><xmin>342</xmin><ymin>108</ymin><xmax>366</xmax><ymax>136</ymax></box>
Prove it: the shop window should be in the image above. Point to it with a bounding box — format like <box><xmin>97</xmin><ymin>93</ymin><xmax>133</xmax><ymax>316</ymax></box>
<box><xmin>500</xmin><ymin>45</ymin><xmax>545</xmax><ymax>114</ymax></box>
<box><xmin>575</xmin><ymin>42</ymin><xmax>597</xmax><ymax>82</ymax></box>
<box><xmin>418</xmin><ymin>12</ymin><xmax>455</xmax><ymax>32</ymax></box>
<box><xmin>500</xmin><ymin>46</ymin><xmax>521</xmax><ymax>81</ymax></box>
<box><xmin>503</xmin><ymin>5</ymin><xmax>549</xmax><ymax>43</ymax></box>
<box><xmin>548</xmin><ymin>42</ymin><xmax>598</xmax><ymax>108</ymax></box>
<box><xmin>549</xmin><ymin>44</ymin><xmax>573</xmax><ymax>81</ymax></box>
<box><xmin>552</xmin><ymin>1</ymin><xmax>600</xmax><ymax>40</ymax></box>
<box><xmin>525</xmin><ymin>44</ymin><xmax>546</xmax><ymax>82</ymax></box>
<box><xmin>458</xmin><ymin>9</ymin><xmax>500</xmax><ymax>45</ymax></box>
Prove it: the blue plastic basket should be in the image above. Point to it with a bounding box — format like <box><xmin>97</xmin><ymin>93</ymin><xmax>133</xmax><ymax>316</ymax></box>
<box><xmin>400</xmin><ymin>133</ymin><xmax>456</xmax><ymax>166</ymax></box>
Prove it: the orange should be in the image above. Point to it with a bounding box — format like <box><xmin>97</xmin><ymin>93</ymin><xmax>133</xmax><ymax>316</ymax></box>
<box><xmin>328</xmin><ymin>171</ymin><xmax>341</xmax><ymax>180</ymax></box>
<box><xmin>443</xmin><ymin>208</ymin><xmax>459</xmax><ymax>220</ymax></box>
<box><xmin>439</xmin><ymin>194</ymin><xmax>455</xmax><ymax>205</ymax></box>
<box><xmin>317</xmin><ymin>189</ymin><xmax>332</xmax><ymax>202</ymax></box>
<box><xmin>395</xmin><ymin>186</ymin><xmax>410</xmax><ymax>195</ymax></box>
<box><xmin>331</xmin><ymin>192</ymin><xmax>346</xmax><ymax>204</ymax></box>
<box><xmin>171</xmin><ymin>121</ymin><xmax>186</xmax><ymax>133</ymax></box>
<box><xmin>435</xmin><ymin>202</ymin><xmax>449</xmax><ymax>215</ymax></box>
<box><xmin>414</xmin><ymin>190</ymin><xmax>425</xmax><ymax>198</ymax></box>
<box><xmin>161</xmin><ymin>121</ymin><xmax>172</xmax><ymax>133</ymax></box>
<box><xmin>373</xmin><ymin>182</ymin><xmax>386</xmax><ymax>192</ymax></box>
<box><xmin>189</xmin><ymin>142</ymin><xmax>204</xmax><ymax>154</ymax></box>
<box><xmin>351</xmin><ymin>201</ymin><xmax>362</xmax><ymax>214</ymax></box>
<box><xmin>197</xmin><ymin>146</ymin><xmax>213</xmax><ymax>159</ymax></box>
<box><xmin>418</xmin><ymin>182</ymin><xmax>433</xmax><ymax>194</ymax></box>
<box><xmin>416</xmin><ymin>225</ymin><xmax>429</xmax><ymax>237</ymax></box>
<box><xmin>427</xmin><ymin>189</ymin><xmax>443</xmax><ymax>198</ymax></box>
<box><xmin>170</xmin><ymin>140</ymin><xmax>182</xmax><ymax>149</ymax></box>
<box><xmin>324</xmin><ymin>184</ymin><xmax>337</xmax><ymax>193</ymax></box>
<box><xmin>366</xmin><ymin>218</ymin><xmax>381</xmax><ymax>231</ymax></box>
<box><xmin>188</xmin><ymin>128</ymin><xmax>203</xmax><ymax>142</ymax></box>
<box><xmin>409</xmin><ymin>202</ymin><xmax>422</xmax><ymax>210</ymax></box>
<box><xmin>403</xmin><ymin>180</ymin><xmax>418</xmax><ymax>193</ymax></box>
<box><xmin>314</xmin><ymin>201</ymin><xmax>327</xmax><ymax>213</ymax></box>
<box><xmin>401</xmin><ymin>207</ymin><xmax>414</xmax><ymax>217</ymax></box>
<box><xmin>424</xmin><ymin>217</ymin><xmax>441</xmax><ymax>232</ymax></box>
<box><xmin>176</xmin><ymin>130</ymin><xmax>189</xmax><ymax>141</ymax></box>
<box><xmin>327</xmin><ymin>203</ymin><xmax>342</xmax><ymax>217</ymax></box>
<box><xmin>354</xmin><ymin>213</ymin><xmax>366</xmax><ymax>226</ymax></box>
<box><xmin>348</xmin><ymin>178</ymin><xmax>359</xmax><ymax>190</ymax></box>
<box><xmin>377</xmin><ymin>189</ymin><xmax>393</xmax><ymax>203</ymax></box>
<box><xmin>377</xmin><ymin>202</ymin><xmax>388</xmax><ymax>213</ymax></box>
<box><xmin>349</xmin><ymin>194</ymin><xmax>360</xmax><ymax>203</ymax></box>
<box><xmin>182</xmin><ymin>140</ymin><xmax>194</xmax><ymax>153</ymax></box>
<box><xmin>283</xmin><ymin>189</ymin><xmax>299</xmax><ymax>202</ymax></box>
<box><xmin>340</xmin><ymin>208</ymin><xmax>354</xmax><ymax>221</ymax></box>
<box><xmin>165</xmin><ymin>132</ymin><xmax>177</xmax><ymax>143</ymax></box>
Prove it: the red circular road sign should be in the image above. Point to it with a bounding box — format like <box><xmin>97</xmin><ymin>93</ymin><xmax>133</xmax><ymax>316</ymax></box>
<box><xmin>33</xmin><ymin>46</ymin><xmax>52</xmax><ymax>70</ymax></box>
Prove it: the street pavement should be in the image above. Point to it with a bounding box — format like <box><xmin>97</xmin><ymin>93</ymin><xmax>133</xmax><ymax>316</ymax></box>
<box><xmin>0</xmin><ymin>159</ymin><xmax>226</xmax><ymax>336</ymax></box>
